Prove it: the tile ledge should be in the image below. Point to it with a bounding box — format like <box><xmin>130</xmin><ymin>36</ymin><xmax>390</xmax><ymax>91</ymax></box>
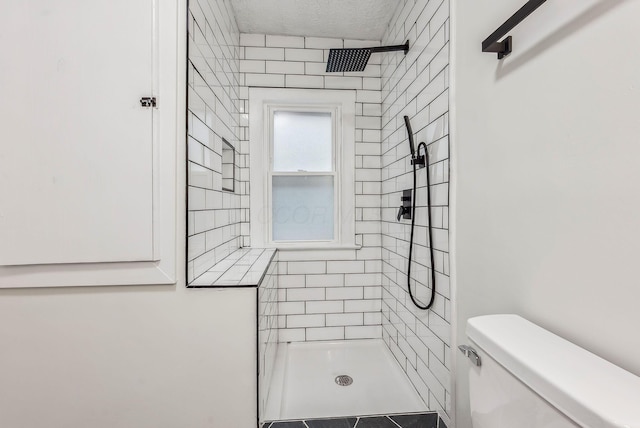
<box><xmin>190</xmin><ymin>247</ymin><xmax>277</xmax><ymax>288</ymax></box>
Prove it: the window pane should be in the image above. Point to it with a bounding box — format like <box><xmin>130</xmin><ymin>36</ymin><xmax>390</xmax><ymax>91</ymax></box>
<box><xmin>273</xmin><ymin>111</ymin><xmax>332</xmax><ymax>172</ymax></box>
<box><xmin>272</xmin><ymin>175</ymin><xmax>334</xmax><ymax>241</ymax></box>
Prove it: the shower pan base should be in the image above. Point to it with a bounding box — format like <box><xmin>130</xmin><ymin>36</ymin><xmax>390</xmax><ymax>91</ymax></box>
<box><xmin>264</xmin><ymin>339</ymin><xmax>428</xmax><ymax>421</ymax></box>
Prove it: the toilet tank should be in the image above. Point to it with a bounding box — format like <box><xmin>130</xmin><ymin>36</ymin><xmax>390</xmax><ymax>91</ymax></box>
<box><xmin>465</xmin><ymin>314</ymin><xmax>640</xmax><ymax>428</ymax></box>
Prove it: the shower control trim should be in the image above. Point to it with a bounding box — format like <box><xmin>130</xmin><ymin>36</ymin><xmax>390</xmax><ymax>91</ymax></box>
<box><xmin>397</xmin><ymin>189</ymin><xmax>412</xmax><ymax>221</ymax></box>
<box><xmin>459</xmin><ymin>345</ymin><xmax>482</xmax><ymax>366</ymax></box>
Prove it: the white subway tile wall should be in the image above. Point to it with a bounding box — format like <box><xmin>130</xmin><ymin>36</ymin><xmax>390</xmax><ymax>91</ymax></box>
<box><xmin>258</xmin><ymin>252</ymin><xmax>279</xmax><ymax>420</ymax></box>
<box><xmin>381</xmin><ymin>0</ymin><xmax>451</xmax><ymax>423</ymax></box>
<box><xmin>187</xmin><ymin>0</ymin><xmax>243</xmax><ymax>283</ymax></box>
<box><xmin>239</xmin><ymin>35</ymin><xmax>383</xmax><ymax>342</ymax></box>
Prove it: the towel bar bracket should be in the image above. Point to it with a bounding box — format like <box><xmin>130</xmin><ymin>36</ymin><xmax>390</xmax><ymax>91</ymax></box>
<box><xmin>483</xmin><ymin>36</ymin><xmax>512</xmax><ymax>59</ymax></box>
<box><xmin>482</xmin><ymin>0</ymin><xmax>547</xmax><ymax>60</ymax></box>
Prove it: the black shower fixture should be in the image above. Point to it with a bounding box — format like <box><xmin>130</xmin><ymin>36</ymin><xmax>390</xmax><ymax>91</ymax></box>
<box><xmin>397</xmin><ymin>189</ymin><xmax>412</xmax><ymax>221</ymax></box>
<box><xmin>404</xmin><ymin>115</ymin><xmax>416</xmax><ymax>156</ymax></box>
<box><xmin>482</xmin><ymin>0</ymin><xmax>547</xmax><ymax>59</ymax></box>
<box><xmin>403</xmin><ymin>115</ymin><xmax>425</xmax><ymax>168</ymax></box>
<box><xmin>326</xmin><ymin>40</ymin><xmax>409</xmax><ymax>72</ymax></box>
<box><xmin>400</xmin><ymin>115</ymin><xmax>436</xmax><ymax>311</ymax></box>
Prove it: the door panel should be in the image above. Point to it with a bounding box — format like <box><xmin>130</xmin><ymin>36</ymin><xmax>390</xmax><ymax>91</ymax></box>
<box><xmin>0</xmin><ymin>0</ymin><xmax>156</xmax><ymax>265</ymax></box>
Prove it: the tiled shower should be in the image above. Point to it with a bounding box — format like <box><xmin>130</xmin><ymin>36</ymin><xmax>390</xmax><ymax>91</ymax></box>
<box><xmin>381</xmin><ymin>0</ymin><xmax>451</xmax><ymax>414</ymax></box>
<box><xmin>187</xmin><ymin>0</ymin><xmax>451</xmax><ymax>424</ymax></box>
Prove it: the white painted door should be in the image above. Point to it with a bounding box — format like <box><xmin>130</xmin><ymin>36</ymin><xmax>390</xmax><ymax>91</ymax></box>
<box><xmin>0</xmin><ymin>0</ymin><xmax>156</xmax><ymax>265</ymax></box>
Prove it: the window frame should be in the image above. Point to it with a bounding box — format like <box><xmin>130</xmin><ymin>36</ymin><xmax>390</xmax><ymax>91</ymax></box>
<box><xmin>269</xmin><ymin>106</ymin><xmax>339</xmax><ymax>244</ymax></box>
<box><xmin>249</xmin><ymin>88</ymin><xmax>356</xmax><ymax>249</ymax></box>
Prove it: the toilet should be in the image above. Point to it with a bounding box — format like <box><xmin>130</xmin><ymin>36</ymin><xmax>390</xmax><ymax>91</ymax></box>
<box><xmin>463</xmin><ymin>314</ymin><xmax>640</xmax><ymax>428</ymax></box>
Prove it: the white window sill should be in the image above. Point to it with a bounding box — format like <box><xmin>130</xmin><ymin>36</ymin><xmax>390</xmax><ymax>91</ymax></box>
<box><xmin>265</xmin><ymin>244</ymin><xmax>362</xmax><ymax>251</ymax></box>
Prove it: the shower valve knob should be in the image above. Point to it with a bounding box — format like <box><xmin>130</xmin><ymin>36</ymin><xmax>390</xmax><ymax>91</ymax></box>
<box><xmin>397</xmin><ymin>206</ymin><xmax>409</xmax><ymax>221</ymax></box>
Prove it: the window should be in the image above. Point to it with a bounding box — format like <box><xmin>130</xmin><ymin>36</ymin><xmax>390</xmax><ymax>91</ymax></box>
<box><xmin>249</xmin><ymin>88</ymin><xmax>356</xmax><ymax>248</ymax></box>
<box><xmin>272</xmin><ymin>110</ymin><xmax>334</xmax><ymax>242</ymax></box>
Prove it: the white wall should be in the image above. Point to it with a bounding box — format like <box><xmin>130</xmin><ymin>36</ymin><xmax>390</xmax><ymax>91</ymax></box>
<box><xmin>381</xmin><ymin>0</ymin><xmax>452</xmax><ymax>421</ymax></box>
<box><xmin>452</xmin><ymin>0</ymin><xmax>640</xmax><ymax>426</ymax></box>
<box><xmin>0</xmin><ymin>1</ymin><xmax>259</xmax><ymax>427</ymax></box>
<box><xmin>0</xmin><ymin>287</ymin><xmax>258</xmax><ymax>428</ymax></box>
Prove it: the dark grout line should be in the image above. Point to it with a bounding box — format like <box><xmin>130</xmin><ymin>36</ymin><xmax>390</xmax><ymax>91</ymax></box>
<box><xmin>268</xmin><ymin>412</ymin><xmax>440</xmax><ymax>428</ymax></box>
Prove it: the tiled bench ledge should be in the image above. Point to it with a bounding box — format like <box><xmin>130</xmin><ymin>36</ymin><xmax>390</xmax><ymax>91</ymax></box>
<box><xmin>189</xmin><ymin>248</ymin><xmax>277</xmax><ymax>288</ymax></box>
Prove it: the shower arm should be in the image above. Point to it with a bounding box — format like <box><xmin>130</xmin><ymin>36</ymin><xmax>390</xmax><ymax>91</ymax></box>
<box><xmin>326</xmin><ymin>41</ymin><xmax>409</xmax><ymax>73</ymax></box>
<box><xmin>370</xmin><ymin>40</ymin><xmax>410</xmax><ymax>55</ymax></box>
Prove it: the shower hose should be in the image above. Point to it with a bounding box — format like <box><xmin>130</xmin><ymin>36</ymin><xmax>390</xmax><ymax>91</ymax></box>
<box><xmin>407</xmin><ymin>142</ymin><xmax>436</xmax><ymax>310</ymax></box>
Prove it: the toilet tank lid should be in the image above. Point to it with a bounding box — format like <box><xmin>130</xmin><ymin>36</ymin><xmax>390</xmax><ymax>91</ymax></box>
<box><xmin>467</xmin><ymin>314</ymin><xmax>640</xmax><ymax>428</ymax></box>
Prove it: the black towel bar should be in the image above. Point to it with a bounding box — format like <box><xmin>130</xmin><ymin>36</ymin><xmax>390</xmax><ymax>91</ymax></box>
<box><xmin>482</xmin><ymin>0</ymin><xmax>548</xmax><ymax>59</ymax></box>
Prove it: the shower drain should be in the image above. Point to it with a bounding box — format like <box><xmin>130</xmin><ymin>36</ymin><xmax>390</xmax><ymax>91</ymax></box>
<box><xmin>334</xmin><ymin>375</ymin><xmax>353</xmax><ymax>386</ymax></box>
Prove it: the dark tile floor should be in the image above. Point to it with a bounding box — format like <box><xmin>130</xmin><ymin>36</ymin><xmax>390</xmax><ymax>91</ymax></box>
<box><xmin>264</xmin><ymin>412</ymin><xmax>447</xmax><ymax>428</ymax></box>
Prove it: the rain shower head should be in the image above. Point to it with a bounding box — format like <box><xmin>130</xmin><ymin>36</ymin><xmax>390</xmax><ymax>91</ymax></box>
<box><xmin>404</xmin><ymin>115</ymin><xmax>416</xmax><ymax>157</ymax></box>
<box><xmin>326</xmin><ymin>40</ymin><xmax>409</xmax><ymax>73</ymax></box>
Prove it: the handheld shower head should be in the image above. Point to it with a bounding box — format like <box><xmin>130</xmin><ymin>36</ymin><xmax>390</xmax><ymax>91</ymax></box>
<box><xmin>404</xmin><ymin>115</ymin><xmax>416</xmax><ymax>157</ymax></box>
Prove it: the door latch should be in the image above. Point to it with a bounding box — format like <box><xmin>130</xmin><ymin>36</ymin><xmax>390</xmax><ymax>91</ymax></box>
<box><xmin>140</xmin><ymin>97</ymin><xmax>157</xmax><ymax>108</ymax></box>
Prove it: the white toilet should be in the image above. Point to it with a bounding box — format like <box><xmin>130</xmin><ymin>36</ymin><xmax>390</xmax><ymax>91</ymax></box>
<box><xmin>462</xmin><ymin>314</ymin><xmax>640</xmax><ymax>428</ymax></box>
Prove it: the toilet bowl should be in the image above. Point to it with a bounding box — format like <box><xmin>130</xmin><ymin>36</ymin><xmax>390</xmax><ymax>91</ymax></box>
<box><xmin>463</xmin><ymin>314</ymin><xmax>640</xmax><ymax>428</ymax></box>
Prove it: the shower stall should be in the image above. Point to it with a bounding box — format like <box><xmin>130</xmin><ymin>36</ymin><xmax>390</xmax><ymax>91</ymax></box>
<box><xmin>186</xmin><ymin>0</ymin><xmax>452</xmax><ymax>425</ymax></box>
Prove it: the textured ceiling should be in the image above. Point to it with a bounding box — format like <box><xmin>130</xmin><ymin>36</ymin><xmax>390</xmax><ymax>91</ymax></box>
<box><xmin>229</xmin><ymin>0</ymin><xmax>398</xmax><ymax>41</ymax></box>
